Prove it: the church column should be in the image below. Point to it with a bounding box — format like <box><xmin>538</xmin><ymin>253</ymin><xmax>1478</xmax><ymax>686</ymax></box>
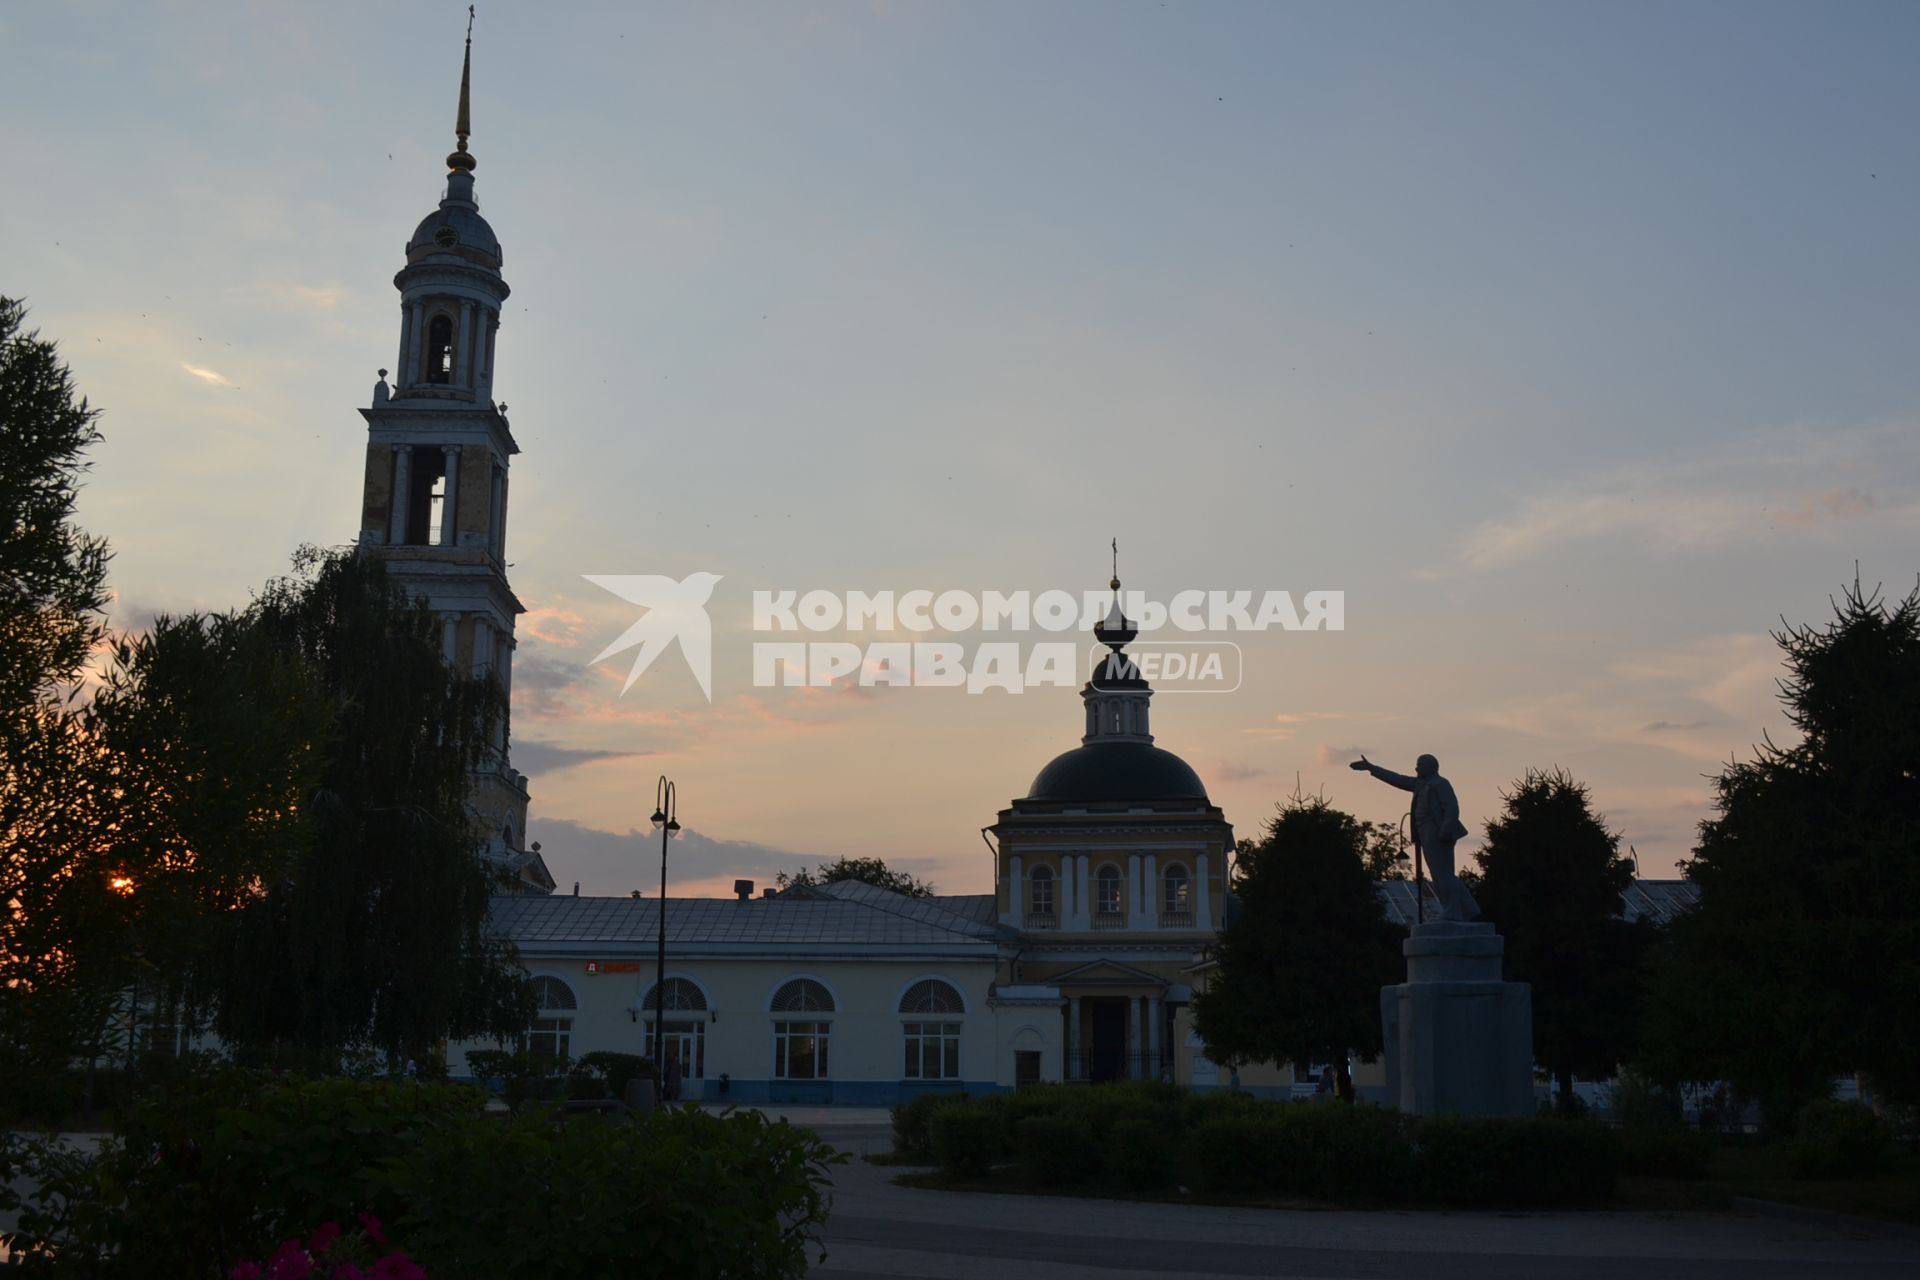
<box><xmin>495</xmin><ymin>630</ymin><xmax>512</xmax><ymax>751</ymax></box>
<box><xmin>397</xmin><ymin>304</ymin><xmax>414</xmax><ymax>385</ymax></box>
<box><xmin>408</xmin><ymin>300</ymin><xmax>427</xmax><ymax>384</ymax></box>
<box><xmin>439</xmin><ymin>446</ymin><xmax>462</xmax><ymax>546</ymax></box>
<box><xmin>472</xmin><ymin>616</ymin><xmax>491</xmax><ymax>679</ymax></box>
<box><xmin>489</xmin><ymin>465</ymin><xmax>506</xmax><ymax>558</ymax></box>
<box><xmin>1145</xmin><ymin>854</ymin><xmax>1159</xmax><ymax>926</ymax></box>
<box><xmin>1007</xmin><ymin>854</ymin><xmax>1022</xmax><ymax>924</ymax></box>
<box><xmin>1073</xmin><ymin>855</ymin><xmax>1091</xmax><ymax>930</ymax></box>
<box><xmin>1127</xmin><ymin>996</ymin><xmax>1141</xmax><ymax>1079</ymax></box>
<box><xmin>458</xmin><ymin>300</ymin><xmax>476</xmax><ymax>387</ymax></box>
<box><xmin>1196</xmin><ymin>852</ymin><xmax>1212</xmax><ymax>926</ymax></box>
<box><xmin>482</xmin><ymin>317</ymin><xmax>498</xmax><ymax>395</ymax></box>
<box><xmin>440</xmin><ymin>613</ymin><xmax>459</xmax><ymax>665</ymax></box>
<box><xmin>1148</xmin><ymin>994</ymin><xmax>1163</xmax><ymax>1078</ymax></box>
<box><xmin>389</xmin><ymin>446</ymin><xmax>412</xmax><ymax>545</ymax></box>
<box><xmin>1067</xmin><ymin>996</ymin><xmax>1082</xmax><ymax>1080</ymax></box>
<box><xmin>1126</xmin><ymin>854</ymin><xmax>1145</xmax><ymax>928</ymax></box>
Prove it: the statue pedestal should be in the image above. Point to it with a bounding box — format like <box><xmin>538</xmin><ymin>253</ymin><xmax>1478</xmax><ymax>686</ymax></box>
<box><xmin>1380</xmin><ymin>921</ymin><xmax>1533</xmax><ymax>1117</ymax></box>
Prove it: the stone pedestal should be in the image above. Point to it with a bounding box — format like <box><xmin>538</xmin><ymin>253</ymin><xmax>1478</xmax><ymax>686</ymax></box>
<box><xmin>1380</xmin><ymin>920</ymin><xmax>1533</xmax><ymax>1117</ymax></box>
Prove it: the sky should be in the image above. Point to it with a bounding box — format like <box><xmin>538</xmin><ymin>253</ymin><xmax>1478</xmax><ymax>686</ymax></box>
<box><xmin>4</xmin><ymin>1</ymin><xmax>1917</xmax><ymax>900</ymax></box>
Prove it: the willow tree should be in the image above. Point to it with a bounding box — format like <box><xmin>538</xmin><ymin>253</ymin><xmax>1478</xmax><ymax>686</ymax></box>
<box><xmin>203</xmin><ymin>549</ymin><xmax>530</xmax><ymax>1060</ymax></box>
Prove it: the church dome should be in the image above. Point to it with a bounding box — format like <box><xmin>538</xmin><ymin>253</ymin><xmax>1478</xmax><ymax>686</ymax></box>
<box><xmin>406</xmin><ymin>196</ymin><xmax>501</xmax><ymax>267</ymax></box>
<box><xmin>1025</xmin><ymin>741</ymin><xmax>1209</xmax><ymax>804</ymax></box>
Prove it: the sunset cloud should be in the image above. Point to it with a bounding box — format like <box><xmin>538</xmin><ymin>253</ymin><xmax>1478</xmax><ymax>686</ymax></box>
<box><xmin>180</xmin><ymin>362</ymin><xmax>234</xmax><ymax>387</ymax></box>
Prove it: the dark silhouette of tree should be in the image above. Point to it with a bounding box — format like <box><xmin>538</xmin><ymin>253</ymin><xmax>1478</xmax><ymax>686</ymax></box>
<box><xmin>1473</xmin><ymin>768</ymin><xmax>1649</xmax><ymax>1109</ymax></box>
<box><xmin>0</xmin><ymin>298</ymin><xmax>119</xmax><ymax>1095</ymax></box>
<box><xmin>1192</xmin><ymin>794</ymin><xmax>1403</xmax><ymax>1100</ymax></box>
<box><xmin>204</xmin><ymin>548</ymin><xmax>531</xmax><ymax>1059</ymax></box>
<box><xmin>777</xmin><ymin>856</ymin><xmax>936</xmax><ymax>898</ymax></box>
<box><xmin>1643</xmin><ymin>580</ymin><xmax>1920</xmax><ymax>1128</ymax></box>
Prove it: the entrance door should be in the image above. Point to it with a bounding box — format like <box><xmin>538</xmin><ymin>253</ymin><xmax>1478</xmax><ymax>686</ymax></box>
<box><xmin>1090</xmin><ymin>1000</ymin><xmax>1127</xmax><ymax>1082</ymax></box>
<box><xmin>658</xmin><ymin>1022</ymin><xmax>704</xmax><ymax>1097</ymax></box>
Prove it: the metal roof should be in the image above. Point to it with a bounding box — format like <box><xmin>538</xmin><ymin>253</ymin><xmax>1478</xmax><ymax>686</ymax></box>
<box><xmin>491</xmin><ymin>881</ymin><xmax>1002</xmax><ymax>951</ymax></box>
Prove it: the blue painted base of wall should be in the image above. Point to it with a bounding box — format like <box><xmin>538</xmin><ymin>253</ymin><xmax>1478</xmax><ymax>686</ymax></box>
<box><xmin>701</xmin><ymin>1078</ymin><xmax>1002</xmax><ymax>1106</ymax></box>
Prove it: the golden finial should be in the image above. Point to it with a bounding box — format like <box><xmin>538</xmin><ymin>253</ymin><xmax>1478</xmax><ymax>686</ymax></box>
<box><xmin>447</xmin><ymin>6</ymin><xmax>477</xmax><ymax>173</ymax></box>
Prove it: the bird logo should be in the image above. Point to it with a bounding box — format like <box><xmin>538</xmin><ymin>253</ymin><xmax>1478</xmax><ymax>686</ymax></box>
<box><xmin>584</xmin><ymin>572</ymin><xmax>724</xmax><ymax>701</ymax></box>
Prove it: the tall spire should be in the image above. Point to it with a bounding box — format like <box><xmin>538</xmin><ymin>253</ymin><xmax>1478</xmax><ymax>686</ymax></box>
<box><xmin>447</xmin><ymin>5</ymin><xmax>477</xmax><ymax>174</ymax></box>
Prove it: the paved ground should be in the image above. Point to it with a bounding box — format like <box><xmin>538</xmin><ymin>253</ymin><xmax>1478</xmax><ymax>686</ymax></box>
<box><xmin>742</xmin><ymin>1107</ymin><xmax>1920</xmax><ymax>1280</ymax></box>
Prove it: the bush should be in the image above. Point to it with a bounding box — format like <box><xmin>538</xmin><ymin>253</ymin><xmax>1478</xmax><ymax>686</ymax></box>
<box><xmin>574</xmin><ymin>1050</ymin><xmax>656</xmax><ymax>1102</ymax></box>
<box><xmin>1183</xmin><ymin>1113</ymin><xmax>1284</xmax><ymax>1196</ymax></box>
<box><xmin>1106</xmin><ymin>1115</ymin><xmax>1178</xmax><ymax>1191</ymax></box>
<box><xmin>1790</xmin><ymin>1100</ymin><xmax>1892</xmax><ymax>1179</ymax></box>
<box><xmin>930</xmin><ymin>1103</ymin><xmax>1005</xmax><ymax>1178</ymax></box>
<box><xmin>3</xmin><ymin>1071</ymin><xmax>485</xmax><ymax>1276</ymax></box>
<box><xmin>1415</xmin><ymin>1116</ymin><xmax>1618</xmax><ymax>1206</ymax></box>
<box><xmin>1619</xmin><ymin>1126</ymin><xmax>1712</xmax><ymax>1180</ymax></box>
<box><xmin>891</xmin><ymin>1089</ymin><xmax>967</xmax><ymax>1159</ymax></box>
<box><xmin>386</xmin><ymin>1106</ymin><xmax>843</xmax><ymax>1279</ymax></box>
<box><xmin>1014</xmin><ymin>1114</ymin><xmax>1103</xmax><ymax>1188</ymax></box>
<box><xmin>4</xmin><ymin>1076</ymin><xmax>843</xmax><ymax>1280</ymax></box>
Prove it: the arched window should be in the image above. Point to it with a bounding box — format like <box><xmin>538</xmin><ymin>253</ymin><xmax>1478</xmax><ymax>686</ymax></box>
<box><xmin>1095</xmin><ymin>864</ymin><xmax>1124</xmax><ymax>918</ymax></box>
<box><xmin>771</xmin><ymin>978</ymin><xmax>833</xmax><ymax>1080</ymax></box>
<box><xmin>528</xmin><ymin>975</ymin><xmax>576</xmax><ymax>1010</ymax></box>
<box><xmin>770</xmin><ymin>978</ymin><xmax>835</xmax><ymax>1013</ymax></box>
<box><xmin>1027</xmin><ymin>864</ymin><xmax>1055</xmax><ymax>923</ymax></box>
<box><xmin>643</xmin><ymin>978</ymin><xmax>708</xmax><ymax>1012</ymax></box>
<box><xmin>523</xmin><ymin>975</ymin><xmax>575</xmax><ymax>1063</ymax></box>
<box><xmin>426</xmin><ymin>314</ymin><xmax>454</xmax><ymax>384</ymax></box>
<box><xmin>898</xmin><ymin>979</ymin><xmax>965</xmax><ymax>1015</ymax></box>
<box><xmin>1161</xmin><ymin>863</ymin><xmax>1191</xmax><ymax>920</ymax></box>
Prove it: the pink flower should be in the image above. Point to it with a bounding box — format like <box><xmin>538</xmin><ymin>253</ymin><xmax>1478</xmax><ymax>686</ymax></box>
<box><xmin>265</xmin><ymin>1240</ymin><xmax>315</xmax><ymax>1280</ymax></box>
<box><xmin>369</xmin><ymin>1251</ymin><xmax>427</xmax><ymax>1280</ymax></box>
<box><xmin>229</xmin><ymin>1264</ymin><xmax>263</xmax><ymax>1280</ymax></box>
<box><xmin>334</xmin><ymin>1266</ymin><xmax>369</xmax><ymax>1280</ymax></box>
<box><xmin>356</xmin><ymin>1212</ymin><xmax>387</xmax><ymax>1245</ymax></box>
<box><xmin>309</xmin><ymin>1221</ymin><xmax>341</xmax><ymax>1255</ymax></box>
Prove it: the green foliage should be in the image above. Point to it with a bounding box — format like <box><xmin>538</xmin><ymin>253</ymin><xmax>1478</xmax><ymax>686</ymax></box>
<box><xmin>890</xmin><ymin>1088</ymin><xmax>968</xmax><ymax>1158</ymax></box>
<box><xmin>1192</xmin><ymin>794</ymin><xmax>1403</xmax><ymax>1089</ymax></box>
<box><xmin>3</xmin><ymin>1074</ymin><xmax>843</xmax><ymax>1280</ymax></box>
<box><xmin>929</xmin><ymin>1103</ymin><xmax>1005</xmax><ymax>1177</ymax></box>
<box><xmin>1106</xmin><ymin>1114</ymin><xmax>1180</xmax><ymax>1190</ymax></box>
<box><xmin>207</xmin><ymin>548</ymin><xmax>533</xmax><ymax>1058</ymax></box>
<box><xmin>384</xmin><ymin>1106</ymin><xmax>844</xmax><ymax>1279</ymax></box>
<box><xmin>1473</xmin><ymin>768</ymin><xmax>1650</xmax><ymax>1106</ymax></box>
<box><xmin>2</xmin><ymin>1072</ymin><xmax>483</xmax><ymax>1276</ymax></box>
<box><xmin>0</xmin><ymin>296</ymin><xmax>109</xmax><ymax>715</ymax></box>
<box><xmin>571</xmin><ymin>1050</ymin><xmax>657</xmax><ymax>1101</ymax></box>
<box><xmin>1790</xmin><ymin>1100</ymin><xmax>1893</xmax><ymax>1180</ymax></box>
<box><xmin>464</xmin><ymin>1047</ymin><xmax>565</xmax><ymax>1113</ymax></box>
<box><xmin>1014</xmin><ymin>1114</ymin><xmax>1103</xmax><ymax>1187</ymax></box>
<box><xmin>1645</xmin><ymin>582</ymin><xmax>1920</xmax><ymax>1125</ymax></box>
<box><xmin>776</xmin><ymin>854</ymin><xmax>937</xmax><ymax>897</ymax></box>
<box><xmin>1412</xmin><ymin>1116</ymin><xmax>1618</xmax><ymax>1206</ymax></box>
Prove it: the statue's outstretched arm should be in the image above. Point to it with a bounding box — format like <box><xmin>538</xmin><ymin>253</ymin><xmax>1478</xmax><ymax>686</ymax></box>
<box><xmin>1353</xmin><ymin>759</ymin><xmax>1417</xmax><ymax>792</ymax></box>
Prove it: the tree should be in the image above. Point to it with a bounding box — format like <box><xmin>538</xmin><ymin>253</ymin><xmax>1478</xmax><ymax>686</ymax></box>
<box><xmin>776</xmin><ymin>856</ymin><xmax>936</xmax><ymax>898</ymax></box>
<box><xmin>1644</xmin><ymin>580</ymin><xmax>1920</xmax><ymax>1127</ymax></box>
<box><xmin>0</xmin><ymin>297</ymin><xmax>109</xmax><ymax>721</ymax></box>
<box><xmin>1191</xmin><ymin>794</ymin><xmax>1404</xmax><ymax>1100</ymax></box>
<box><xmin>0</xmin><ymin>298</ymin><xmax>119</xmax><ymax>1097</ymax></box>
<box><xmin>201</xmin><ymin>548</ymin><xmax>531</xmax><ymax>1059</ymax></box>
<box><xmin>1358</xmin><ymin>818</ymin><xmax>1410</xmax><ymax>881</ymax></box>
<box><xmin>1473</xmin><ymin>768</ymin><xmax>1649</xmax><ymax>1109</ymax></box>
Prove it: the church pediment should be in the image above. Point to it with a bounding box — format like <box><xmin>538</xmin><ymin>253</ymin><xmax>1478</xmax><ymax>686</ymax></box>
<box><xmin>1042</xmin><ymin>958</ymin><xmax>1169</xmax><ymax>989</ymax></box>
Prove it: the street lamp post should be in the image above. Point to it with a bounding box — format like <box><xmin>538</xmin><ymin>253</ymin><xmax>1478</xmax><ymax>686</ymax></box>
<box><xmin>649</xmin><ymin>776</ymin><xmax>680</xmax><ymax>1072</ymax></box>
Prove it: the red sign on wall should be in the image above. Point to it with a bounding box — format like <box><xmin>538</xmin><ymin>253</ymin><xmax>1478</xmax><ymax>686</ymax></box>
<box><xmin>584</xmin><ymin>960</ymin><xmax>643</xmax><ymax>974</ymax></box>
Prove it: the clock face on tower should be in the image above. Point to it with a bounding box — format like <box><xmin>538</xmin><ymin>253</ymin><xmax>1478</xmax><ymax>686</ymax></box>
<box><xmin>433</xmin><ymin>226</ymin><xmax>458</xmax><ymax>249</ymax></box>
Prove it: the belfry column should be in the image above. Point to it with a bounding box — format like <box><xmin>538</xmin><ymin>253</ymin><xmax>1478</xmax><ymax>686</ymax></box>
<box><xmin>439</xmin><ymin>446</ymin><xmax>461</xmax><ymax>546</ymax></box>
<box><xmin>1196</xmin><ymin>852</ymin><xmax>1211</xmax><ymax>925</ymax></box>
<box><xmin>389</xmin><ymin>445</ymin><xmax>412</xmax><ymax>544</ymax></box>
<box><xmin>1008</xmin><ymin>854</ymin><xmax>1023</xmax><ymax>922</ymax></box>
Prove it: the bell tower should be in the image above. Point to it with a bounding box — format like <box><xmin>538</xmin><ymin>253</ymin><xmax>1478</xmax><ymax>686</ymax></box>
<box><xmin>356</xmin><ymin>13</ymin><xmax>552</xmax><ymax>895</ymax></box>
